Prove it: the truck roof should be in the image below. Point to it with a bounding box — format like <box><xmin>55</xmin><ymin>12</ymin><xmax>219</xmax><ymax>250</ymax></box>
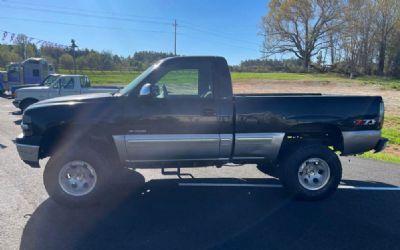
<box><xmin>58</xmin><ymin>74</ymin><xmax>87</xmax><ymax>77</ymax></box>
<box><xmin>160</xmin><ymin>56</ymin><xmax>227</xmax><ymax>64</ymax></box>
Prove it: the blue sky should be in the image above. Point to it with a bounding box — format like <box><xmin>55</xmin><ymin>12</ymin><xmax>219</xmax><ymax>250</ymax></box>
<box><xmin>0</xmin><ymin>0</ymin><xmax>269</xmax><ymax>65</ymax></box>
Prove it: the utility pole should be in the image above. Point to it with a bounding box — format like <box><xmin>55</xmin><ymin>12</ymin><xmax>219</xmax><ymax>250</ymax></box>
<box><xmin>70</xmin><ymin>39</ymin><xmax>78</xmax><ymax>74</ymax></box>
<box><xmin>23</xmin><ymin>36</ymin><xmax>27</xmax><ymax>59</ymax></box>
<box><xmin>174</xmin><ymin>19</ymin><xmax>177</xmax><ymax>56</ymax></box>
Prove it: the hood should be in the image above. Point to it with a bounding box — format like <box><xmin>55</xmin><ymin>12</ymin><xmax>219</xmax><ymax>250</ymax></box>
<box><xmin>27</xmin><ymin>93</ymin><xmax>114</xmax><ymax>110</ymax></box>
<box><xmin>17</xmin><ymin>86</ymin><xmax>49</xmax><ymax>93</ymax></box>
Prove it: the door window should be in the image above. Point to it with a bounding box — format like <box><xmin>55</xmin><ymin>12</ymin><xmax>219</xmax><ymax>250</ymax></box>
<box><xmin>32</xmin><ymin>69</ymin><xmax>40</xmax><ymax>77</ymax></box>
<box><xmin>80</xmin><ymin>76</ymin><xmax>90</xmax><ymax>88</ymax></box>
<box><xmin>154</xmin><ymin>64</ymin><xmax>213</xmax><ymax>99</ymax></box>
<box><xmin>60</xmin><ymin>77</ymin><xmax>75</xmax><ymax>89</ymax></box>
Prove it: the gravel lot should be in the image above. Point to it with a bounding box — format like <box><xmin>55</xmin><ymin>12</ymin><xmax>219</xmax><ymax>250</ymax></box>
<box><xmin>0</xmin><ymin>96</ymin><xmax>400</xmax><ymax>250</ymax></box>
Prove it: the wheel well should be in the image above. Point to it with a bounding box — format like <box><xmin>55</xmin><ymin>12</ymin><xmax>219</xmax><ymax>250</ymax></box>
<box><xmin>20</xmin><ymin>98</ymin><xmax>38</xmax><ymax>108</ymax></box>
<box><xmin>279</xmin><ymin>125</ymin><xmax>343</xmax><ymax>157</ymax></box>
<box><xmin>21</xmin><ymin>98</ymin><xmax>38</xmax><ymax>105</ymax></box>
<box><xmin>39</xmin><ymin>126</ymin><xmax>121</xmax><ymax>166</ymax></box>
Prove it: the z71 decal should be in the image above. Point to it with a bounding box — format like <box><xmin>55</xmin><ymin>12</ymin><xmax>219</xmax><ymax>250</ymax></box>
<box><xmin>354</xmin><ymin>119</ymin><xmax>377</xmax><ymax>126</ymax></box>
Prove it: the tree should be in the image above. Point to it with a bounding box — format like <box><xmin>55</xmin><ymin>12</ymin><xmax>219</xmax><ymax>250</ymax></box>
<box><xmin>375</xmin><ymin>0</ymin><xmax>400</xmax><ymax>75</ymax></box>
<box><xmin>261</xmin><ymin>0</ymin><xmax>343</xmax><ymax>70</ymax></box>
<box><xmin>339</xmin><ymin>0</ymin><xmax>378</xmax><ymax>76</ymax></box>
<box><xmin>59</xmin><ymin>53</ymin><xmax>74</xmax><ymax>70</ymax></box>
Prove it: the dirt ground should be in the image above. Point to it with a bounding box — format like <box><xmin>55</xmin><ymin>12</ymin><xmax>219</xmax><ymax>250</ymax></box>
<box><xmin>233</xmin><ymin>80</ymin><xmax>400</xmax><ymax>116</ymax></box>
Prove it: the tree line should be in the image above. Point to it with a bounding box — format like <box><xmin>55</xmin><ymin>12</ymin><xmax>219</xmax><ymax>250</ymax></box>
<box><xmin>0</xmin><ymin>35</ymin><xmax>173</xmax><ymax>71</ymax></box>
<box><xmin>261</xmin><ymin>0</ymin><xmax>400</xmax><ymax>77</ymax></box>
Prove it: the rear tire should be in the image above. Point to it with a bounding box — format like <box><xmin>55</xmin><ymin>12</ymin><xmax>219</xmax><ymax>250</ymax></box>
<box><xmin>44</xmin><ymin>146</ymin><xmax>114</xmax><ymax>207</ymax></box>
<box><xmin>279</xmin><ymin>144</ymin><xmax>342</xmax><ymax>201</ymax></box>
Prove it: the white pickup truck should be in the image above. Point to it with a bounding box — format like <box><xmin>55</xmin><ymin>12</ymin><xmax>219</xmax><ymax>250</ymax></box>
<box><xmin>13</xmin><ymin>75</ymin><xmax>120</xmax><ymax>111</ymax></box>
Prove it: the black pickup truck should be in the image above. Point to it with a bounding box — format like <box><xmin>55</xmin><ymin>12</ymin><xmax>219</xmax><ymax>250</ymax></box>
<box><xmin>16</xmin><ymin>56</ymin><xmax>388</xmax><ymax>206</ymax></box>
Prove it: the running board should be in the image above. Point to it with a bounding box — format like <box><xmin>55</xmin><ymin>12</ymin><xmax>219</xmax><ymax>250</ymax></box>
<box><xmin>161</xmin><ymin>168</ymin><xmax>181</xmax><ymax>176</ymax></box>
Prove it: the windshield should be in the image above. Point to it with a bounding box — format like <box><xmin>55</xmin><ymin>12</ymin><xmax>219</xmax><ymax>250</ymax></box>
<box><xmin>119</xmin><ymin>64</ymin><xmax>157</xmax><ymax>96</ymax></box>
<box><xmin>42</xmin><ymin>75</ymin><xmax>59</xmax><ymax>86</ymax></box>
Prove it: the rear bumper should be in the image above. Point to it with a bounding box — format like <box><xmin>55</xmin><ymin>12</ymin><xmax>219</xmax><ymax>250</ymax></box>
<box><xmin>342</xmin><ymin>130</ymin><xmax>381</xmax><ymax>155</ymax></box>
<box><xmin>374</xmin><ymin>138</ymin><xmax>389</xmax><ymax>153</ymax></box>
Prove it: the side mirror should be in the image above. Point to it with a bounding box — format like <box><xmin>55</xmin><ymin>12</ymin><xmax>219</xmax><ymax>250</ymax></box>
<box><xmin>139</xmin><ymin>83</ymin><xmax>159</xmax><ymax>98</ymax></box>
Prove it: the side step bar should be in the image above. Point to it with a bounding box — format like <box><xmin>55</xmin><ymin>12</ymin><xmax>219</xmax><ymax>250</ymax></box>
<box><xmin>161</xmin><ymin>168</ymin><xmax>181</xmax><ymax>176</ymax></box>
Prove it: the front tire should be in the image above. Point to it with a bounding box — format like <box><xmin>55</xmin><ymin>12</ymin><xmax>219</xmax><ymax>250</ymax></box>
<box><xmin>44</xmin><ymin>147</ymin><xmax>113</xmax><ymax>207</ymax></box>
<box><xmin>279</xmin><ymin>144</ymin><xmax>342</xmax><ymax>201</ymax></box>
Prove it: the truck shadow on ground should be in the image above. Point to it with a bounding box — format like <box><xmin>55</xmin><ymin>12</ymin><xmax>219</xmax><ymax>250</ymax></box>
<box><xmin>20</xmin><ymin>173</ymin><xmax>400</xmax><ymax>250</ymax></box>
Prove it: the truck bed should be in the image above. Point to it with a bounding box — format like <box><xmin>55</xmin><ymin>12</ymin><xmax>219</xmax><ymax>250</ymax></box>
<box><xmin>234</xmin><ymin>94</ymin><xmax>382</xmax><ymax>133</ymax></box>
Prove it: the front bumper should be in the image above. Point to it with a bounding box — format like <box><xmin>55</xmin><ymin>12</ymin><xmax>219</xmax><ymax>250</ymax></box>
<box><xmin>12</xmin><ymin>100</ymin><xmax>20</xmax><ymax>108</ymax></box>
<box><xmin>16</xmin><ymin>134</ymin><xmax>41</xmax><ymax>168</ymax></box>
<box><xmin>374</xmin><ymin>138</ymin><xmax>389</xmax><ymax>153</ymax></box>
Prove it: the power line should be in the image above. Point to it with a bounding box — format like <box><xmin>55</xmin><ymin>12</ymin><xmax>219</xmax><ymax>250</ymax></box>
<box><xmin>0</xmin><ymin>16</ymin><xmax>175</xmax><ymax>34</ymax></box>
<box><xmin>5</xmin><ymin>0</ymin><xmax>173</xmax><ymax>23</ymax></box>
<box><xmin>1</xmin><ymin>1</ymin><xmax>262</xmax><ymax>48</ymax></box>
<box><xmin>0</xmin><ymin>1</ymin><xmax>263</xmax><ymax>56</ymax></box>
<box><xmin>0</xmin><ymin>2</ymin><xmax>172</xmax><ymax>26</ymax></box>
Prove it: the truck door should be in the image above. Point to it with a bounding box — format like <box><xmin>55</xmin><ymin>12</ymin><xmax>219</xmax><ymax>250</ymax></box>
<box><xmin>59</xmin><ymin>76</ymin><xmax>80</xmax><ymax>96</ymax></box>
<box><xmin>122</xmin><ymin>60</ymin><xmax>221</xmax><ymax>162</ymax></box>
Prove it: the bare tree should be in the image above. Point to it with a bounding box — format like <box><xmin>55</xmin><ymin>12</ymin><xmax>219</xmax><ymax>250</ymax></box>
<box><xmin>261</xmin><ymin>0</ymin><xmax>343</xmax><ymax>70</ymax></box>
<box><xmin>340</xmin><ymin>0</ymin><xmax>378</xmax><ymax>76</ymax></box>
<box><xmin>375</xmin><ymin>0</ymin><xmax>400</xmax><ymax>75</ymax></box>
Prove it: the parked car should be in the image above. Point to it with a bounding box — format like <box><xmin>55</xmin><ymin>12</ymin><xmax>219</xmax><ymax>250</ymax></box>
<box><xmin>12</xmin><ymin>74</ymin><xmax>120</xmax><ymax>111</ymax></box>
<box><xmin>10</xmin><ymin>74</ymin><xmax>61</xmax><ymax>98</ymax></box>
<box><xmin>15</xmin><ymin>56</ymin><xmax>388</xmax><ymax>207</ymax></box>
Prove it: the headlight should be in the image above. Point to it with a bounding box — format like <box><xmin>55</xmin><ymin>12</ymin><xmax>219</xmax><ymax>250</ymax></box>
<box><xmin>22</xmin><ymin>114</ymin><xmax>31</xmax><ymax>124</ymax></box>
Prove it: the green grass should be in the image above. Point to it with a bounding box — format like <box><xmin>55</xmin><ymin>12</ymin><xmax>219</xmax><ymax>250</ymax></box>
<box><xmin>360</xmin><ymin>151</ymin><xmax>400</xmax><ymax>164</ymax></box>
<box><xmin>382</xmin><ymin>116</ymin><xmax>400</xmax><ymax>146</ymax></box>
<box><xmin>231</xmin><ymin>72</ymin><xmax>400</xmax><ymax>90</ymax></box>
<box><xmin>358</xmin><ymin>76</ymin><xmax>400</xmax><ymax>90</ymax></box>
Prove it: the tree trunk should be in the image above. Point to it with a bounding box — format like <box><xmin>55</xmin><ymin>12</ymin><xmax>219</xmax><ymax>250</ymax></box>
<box><xmin>303</xmin><ymin>58</ymin><xmax>309</xmax><ymax>71</ymax></box>
<box><xmin>378</xmin><ymin>41</ymin><xmax>386</xmax><ymax>75</ymax></box>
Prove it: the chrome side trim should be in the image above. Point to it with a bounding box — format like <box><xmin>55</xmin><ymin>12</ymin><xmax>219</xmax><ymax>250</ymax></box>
<box><xmin>125</xmin><ymin>134</ymin><xmax>220</xmax><ymax>161</ymax></box>
<box><xmin>16</xmin><ymin>144</ymin><xmax>39</xmax><ymax>162</ymax></box>
<box><xmin>234</xmin><ymin>133</ymin><xmax>285</xmax><ymax>161</ymax></box>
<box><xmin>219</xmin><ymin>134</ymin><xmax>233</xmax><ymax>159</ymax></box>
<box><xmin>112</xmin><ymin>135</ymin><xmax>128</xmax><ymax>162</ymax></box>
<box><xmin>342</xmin><ymin>130</ymin><xmax>381</xmax><ymax>155</ymax></box>
<box><xmin>126</xmin><ymin>134</ymin><xmax>220</xmax><ymax>143</ymax></box>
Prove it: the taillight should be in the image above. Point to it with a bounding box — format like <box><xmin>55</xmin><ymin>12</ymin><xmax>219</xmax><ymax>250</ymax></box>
<box><xmin>378</xmin><ymin>101</ymin><xmax>384</xmax><ymax>127</ymax></box>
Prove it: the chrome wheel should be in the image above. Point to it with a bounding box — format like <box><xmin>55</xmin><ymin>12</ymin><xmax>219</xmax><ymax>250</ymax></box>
<box><xmin>298</xmin><ymin>158</ymin><xmax>331</xmax><ymax>191</ymax></box>
<box><xmin>58</xmin><ymin>160</ymin><xmax>97</xmax><ymax>196</ymax></box>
